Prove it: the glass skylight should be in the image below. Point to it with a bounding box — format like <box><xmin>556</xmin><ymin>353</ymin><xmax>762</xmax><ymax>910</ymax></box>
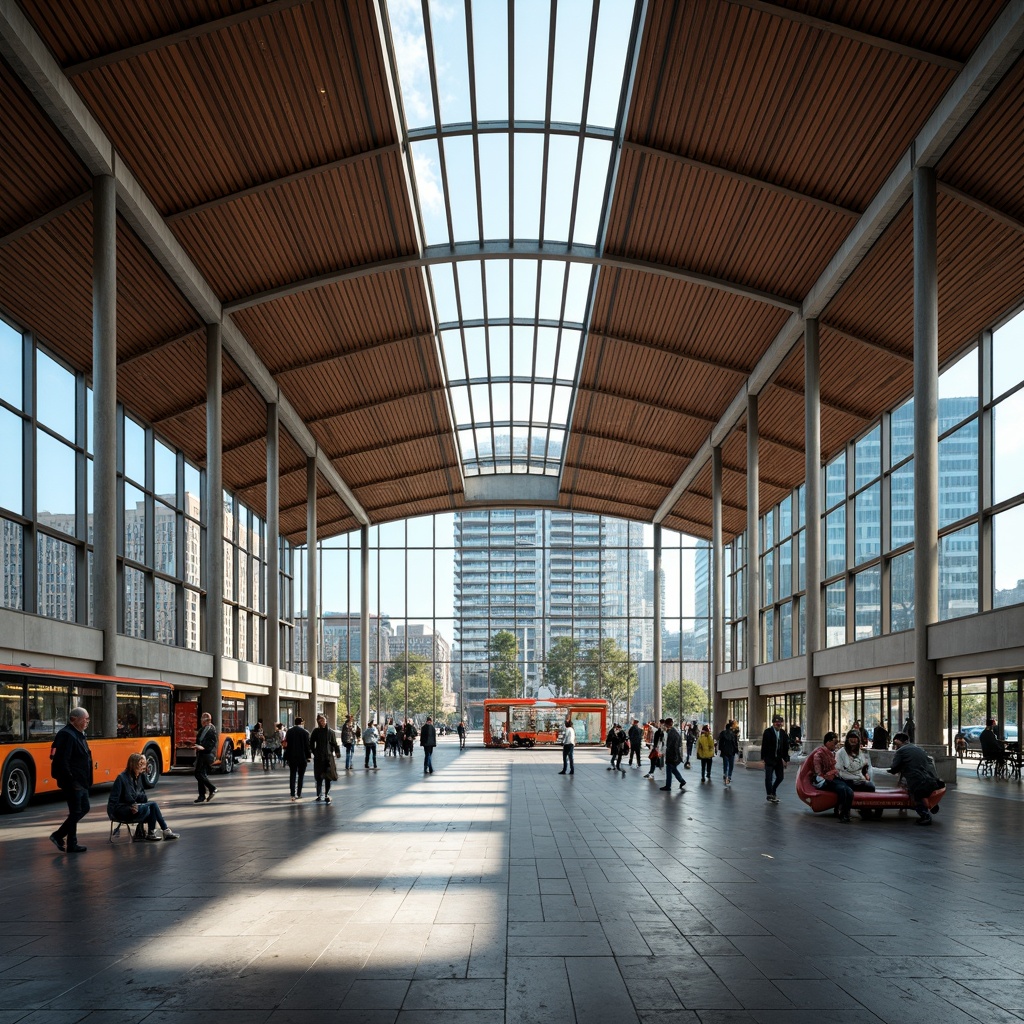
<box><xmin>385</xmin><ymin>0</ymin><xmax>641</xmax><ymax>482</ymax></box>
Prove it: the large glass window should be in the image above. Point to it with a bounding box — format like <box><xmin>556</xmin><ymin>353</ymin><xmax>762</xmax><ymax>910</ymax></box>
<box><xmin>299</xmin><ymin>512</ymin><xmax>710</xmax><ymax>727</ymax></box>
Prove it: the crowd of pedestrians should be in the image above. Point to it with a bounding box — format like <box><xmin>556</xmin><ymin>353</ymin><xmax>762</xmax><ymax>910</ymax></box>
<box><xmin>557</xmin><ymin>715</ymin><xmax>752</xmax><ymax>793</ymax></box>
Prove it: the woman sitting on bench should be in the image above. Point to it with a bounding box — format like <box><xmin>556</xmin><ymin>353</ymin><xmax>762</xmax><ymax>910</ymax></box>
<box><xmin>836</xmin><ymin>730</ymin><xmax>876</xmax><ymax>793</ymax></box>
<box><xmin>108</xmin><ymin>753</ymin><xmax>180</xmax><ymax>841</ymax></box>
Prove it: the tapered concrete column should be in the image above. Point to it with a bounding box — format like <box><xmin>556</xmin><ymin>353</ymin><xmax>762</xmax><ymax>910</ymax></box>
<box><xmin>205</xmin><ymin>323</ymin><xmax>224</xmax><ymax>724</ymax></box>
<box><xmin>93</xmin><ymin>175</ymin><xmax>118</xmax><ymax>735</ymax></box>
<box><xmin>653</xmin><ymin>524</ymin><xmax>662</xmax><ymax>721</ymax></box>
<box><xmin>361</xmin><ymin>524</ymin><xmax>370</xmax><ymax>725</ymax></box>
<box><xmin>712</xmin><ymin>446</ymin><xmax>727</xmax><ymax>731</ymax></box>
<box><xmin>914</xmin><ymin>166</ymin><xmax>942</xmax><ymax>745</ymax></box>
<box><xmin>306</xmin><ymin>456</ymin><xmax>318</xmax><ymax>720</ymax></box>
<box><xmin>266</xmin><ymin>402</ymin><xmax>280</xmax><ymax>721</ymax></box>
<box><xmin>746</xmin><ymin>393</ymin><xmax>763</xmax><ymax>740</ymax></box>
<box><xmin>804</xmin><ymin>317</ymin><xmax>826</xmax><ymax>744</ymax></box>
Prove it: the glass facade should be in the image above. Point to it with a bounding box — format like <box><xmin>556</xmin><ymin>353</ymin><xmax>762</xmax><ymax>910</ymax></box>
<box><xmin>726</xmin><ymin>303</ymin><xmax>1024</xmax><ymax>667</ymax></box>
<box><xmin>0</xmin><ymin>313</ymin><xmax>294</xmax><ymax>663</ymax></box>
<box><xmin>293</xmin><ymin>512</ymin><xmax>711</xmax><ymax>728</ymax></box>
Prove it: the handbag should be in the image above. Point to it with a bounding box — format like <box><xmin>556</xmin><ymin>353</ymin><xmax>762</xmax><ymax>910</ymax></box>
<box><xmin>326</xmin><ymin>746</ymin><xmax>339</xmax><ymax>781</ymax></box>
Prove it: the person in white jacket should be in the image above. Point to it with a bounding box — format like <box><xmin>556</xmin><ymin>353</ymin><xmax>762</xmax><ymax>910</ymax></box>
<box><xmin>558</xmin><ymin>722</ymin><xmax>576</xmax><ymax>775</ymax></box>
<box><xmin>835</xmin><ymin>730</ymin><xmax>875</xmax><ymax>792</ymax></box>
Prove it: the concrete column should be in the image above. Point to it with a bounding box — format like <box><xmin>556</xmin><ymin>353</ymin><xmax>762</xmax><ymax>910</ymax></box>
<box><xmin>712</xmin><ymin>445</ymin><xmax>727</xmax><ymax>731</ymax></box>
<box><xmin>360</xmin><ymin>524</ymin><xmax>370</xmax><ymax>726</ymax></box>
<box><xmin>913</xmin><ymin>166</ymin><xmax>942</xmax><ymax>746</ymax></box>
<box><xmin>267</xmin><ymin>401</ymin><xmax>280</xmax><ymax>722</ymax></box>
<box><xmin>653</xmin><ymin>523</ymin><xmax>662</xmax><ymax>721</ymax></box>
<box><xmin>804</xmin><ymin>317</ymin><xmax>826</xmax><ymax>745</ymax></box>
<box><xmin>746</xmin><ymin>393</ymin><xmax>763</xmax><ymax>740</ymax></box>
<box><xmin>93</xmin><ymin>174</ymin><xmax>118</xmax><ymax>734</ymax></box>
<box><xmin>205</xmin><ymin>323</ymin><xmax>224</xmax><ymax>725</ymax></box>
<box><xmin>306</xmin><ymin>456</ymin><xmax>318</xmax><ymax>720</ymax></box>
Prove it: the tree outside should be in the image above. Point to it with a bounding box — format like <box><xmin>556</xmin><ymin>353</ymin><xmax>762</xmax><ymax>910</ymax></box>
<box><xmin>578</xmin><ymin>637</ymin><xmax>636</xmax><ymax>720</ymax></box>
<box><xmin>545</xmin><ymin>636</ymin><xmax>581</xmax><ymax>696</ymax></box>
<box><xmin>489</xmin><ymin>630</ymin><xmax>524</xmax><ymax>699</ymax></box>
<box><xmin>662</xmin><ymin>679</ymin><xmax>710</xmax><ymax>724</ymax></box>
<box><xmin>334</xmin><ymin>663</ymin><xmax>361</xmax><ymax>725</ymax></box>
<box><xmin>384</xmin><ymin>651</ymin><xmax>436</xmax><ymax>718</ymax></box>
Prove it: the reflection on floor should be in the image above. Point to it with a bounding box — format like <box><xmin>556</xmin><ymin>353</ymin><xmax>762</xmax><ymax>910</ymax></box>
<box><xmin>2</xmin><ymin>739</ymin><xmax>1024</xmax><ymax>1024</ymax></box>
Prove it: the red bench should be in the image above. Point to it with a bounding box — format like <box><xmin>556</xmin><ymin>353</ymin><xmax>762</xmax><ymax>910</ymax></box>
<box><xmin>795</xmin><ymin>756</ymin><xmax>946</xmax><ymax>819</ymax></box>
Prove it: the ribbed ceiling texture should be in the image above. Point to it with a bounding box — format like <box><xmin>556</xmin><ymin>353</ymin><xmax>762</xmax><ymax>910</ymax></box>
<box><xmin>2</xmin><ymin>0</ymin><xmax>1023</xmax><ymax>544</ymax></box>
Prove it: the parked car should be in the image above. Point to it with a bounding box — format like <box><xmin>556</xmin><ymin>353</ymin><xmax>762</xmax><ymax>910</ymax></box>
<box><xmin>961</xmin><ymin>724</ymin><xmax>1017</xmax><ymax>749</ymax></box>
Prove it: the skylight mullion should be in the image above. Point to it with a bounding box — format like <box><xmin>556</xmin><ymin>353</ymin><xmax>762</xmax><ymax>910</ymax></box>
<box><xmin>537</xmin><ymin>0</ymin><xmax>558</xmax><ymax>244</ymax></box>
<box><xmin>541</xmin><ymin>262</ymin><xmax>573</xmax><ymax>463</ymax></box>
<box><xmin>420</xmin><ymin>0</ymin><xmax>457</xmax><ymax>248</ymax></box>
<box><xmin>447</xmin><ymin>263</ymin><xmax>482</xmax><ymax>470</ymax></box>
<box><xmin>476</xmin><ymin>259</ymin><xmax>499</xmax><ymax>477</ymax></box>
<box><xmin>565</xmin><ymin>1</ymin><xmax>601</xmax><ymax>247</ymax></box>
<box><xmin>507</xmin><ymin>0</ymin><xmax>515</xmax><ymax>244</ymax></box>
<box><xmin>463</xmin><ymin>0</ymin><xmax>485</xmax><ymax>244</ymax></box>
<box><xmin>526</xmin><ymin>259</ymin><xmax>544</xmax><ymax>470</ymax></box>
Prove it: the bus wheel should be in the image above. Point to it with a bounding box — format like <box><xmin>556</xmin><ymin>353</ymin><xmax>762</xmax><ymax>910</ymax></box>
<box><xmin>141</xmin><ymin>746</ymin><xmax>162</xmax><ymax>789</ymax></box>
<box><xmin>1</xmin><ymin>757</ymin><xmax>33</xmax><ymax>813</ymax></box>
<box><xmin>219</xmin><ymin>742</ymin><xmax>234</xmax><ymax>774</ymax></box>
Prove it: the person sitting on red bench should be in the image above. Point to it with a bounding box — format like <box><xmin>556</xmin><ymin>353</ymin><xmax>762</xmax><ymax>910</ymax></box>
<box><xmin>810</xmin><ymin>732</ymin><xmax>855</xmax><ymax>823</ymax></box>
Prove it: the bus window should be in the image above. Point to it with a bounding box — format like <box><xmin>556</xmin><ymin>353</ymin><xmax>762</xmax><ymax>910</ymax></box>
<box><xmin>117</xmin><ymin>687</ymin><xmax>143</xmax><ymax>737</ymax></box>
<box><xmin>27</xmin><ymin>682</ymin><xmax>67</xmax><ymax>741</ymax></box>
<box><xmin>0</xmin><ymin>679</ymin><xmax>25</xmax><ymax>742</ymax></box>
<box><xmin>72</xmin><ymin>685</ymin><xmax>105</xmax><ymax>736</ymax></box>
<box><xmin>222</xmin><ymin>696</ymin><xmax>245</xmax><ymax>734</ymax></box>
<box><xmin>141</xmin><ymin>688</ymin><xmax>170</xmax><ymax>737</ymax></box>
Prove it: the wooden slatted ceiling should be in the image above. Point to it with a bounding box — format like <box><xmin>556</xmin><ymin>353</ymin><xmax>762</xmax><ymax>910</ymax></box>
<box><xmin>605</xmin><ymin>148</ymin><xmax>850</xmax><ymax>300</ymax></box>
<box><xmin>0</xmin><ymin>205</ymin><xmax>202</xmax><ymax>385</ymax></box>
<box><xmin>4</xmin><ymin>0</ymin><xmax>1024</xmax><ymax>545</ymax></box>
<box><xmin>590</xmin><ymin>270</ymin><xmax>791</xmax><ymax>372</ymax></box>
<box><xmin>939</xmin><ymin>53</ymin><xmax>1024</xmax><ymax>216</ymax></box>
<box><xmin>627</xmin><ymin>1</ymin><xmax>980</xmax><ymax>213</ymax></box>
<box><xmin>168</xmin><ymin>152</ymin><xmax>415</xmax><ymax>305</ymax></box>
<box><xmin>582</xmin><ymin>336</ymin><xmax>747</xmax><ymax>421</ymax></box>
<box><xmin>28</xmin><ymin>2</ymin><xmax>395</xmax><ymax>213</ymax></box>
<box><xmin>231</xmin><ymin>272</ymin><xmax>432</xmax><ymax>374</ymax></box>
<box><xmin>0</xmin><ymin>59</ymin><xmax>89</xmax><ymax>235</ymax></box>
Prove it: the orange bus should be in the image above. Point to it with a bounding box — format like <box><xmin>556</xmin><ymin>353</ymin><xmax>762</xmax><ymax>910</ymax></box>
<box><xmin>171</xmin><ymin>689</ymin><xmax>247</xmax><ymax>773</ymax></box>
<box><xmin>0</xmin><ymin>664</ymin><xmax>173</xmax><ymax>813</ymax></box>
<box><xmin>483</xmin><ymin>698</ymin><xmax>608</xmax><ymax>747</ymax></box>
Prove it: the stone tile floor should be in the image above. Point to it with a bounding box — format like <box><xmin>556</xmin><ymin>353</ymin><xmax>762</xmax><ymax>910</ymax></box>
<box><xmin>1</xmin><ymin>739</ymin><xmax>1023</xmax><ymax>1023</ymax></box>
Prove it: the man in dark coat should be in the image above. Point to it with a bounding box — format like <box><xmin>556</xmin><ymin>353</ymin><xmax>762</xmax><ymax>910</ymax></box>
<box><xmin>457</xmin><ymin>720</ymin><xmax>467</xmax><ymax>750</ymax></box>
<box><xmin>420</xmin><ymin>716</ymin><xmax>437</xmax><ymax>774</ymax></box>
<box><xmin>193</xmin><ymin>712</ymin><xmax>218</xmax><ymax>803</ymax></box>
<box><xmin>627</xmin><ymin>719</ymin><xmax>644</xmax><ymax>769</ymax></box>
<box><xmin>872</xmin><ymin>721</ymin><xmax>890</xmax><ymax>749</ymax></box>
<box><xmin>284</xmin><ymin>717</ymin><xmax>312</xmax><ymax>800</ymax></box>
<box><xmin>660</xmin><ymin>718</ymin><xmax>686</xmax><ymax>791</ymax></box>
<box><xmin>888</xmin><ymin>732</ymin><xmax>943</xmax><ymax>825</ymax></box>
<box><xmin>760</xmin><ymin>714</ymin><xmax>791</xmax><ymax>804</ymax></box>
<box><xmin>50</xmin><ymin>707</ymin><xmax>93</xmax><ymax>853</ymax></box>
